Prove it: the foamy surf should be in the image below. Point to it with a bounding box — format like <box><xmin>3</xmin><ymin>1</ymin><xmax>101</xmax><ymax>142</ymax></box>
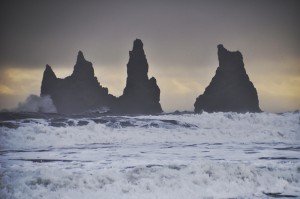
<box><xmin>0</xmin><ymin>112</ymin><xmax>299</xmax><ymax>198</ymax></box>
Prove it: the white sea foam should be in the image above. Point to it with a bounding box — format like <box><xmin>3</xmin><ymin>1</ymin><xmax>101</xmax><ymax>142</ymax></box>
<box><xmin>0</xmin><ymin>112</ymin><xmax>299</xmax><ymax>198</ymax></box>
<box><xmin>14</xmin><ymin>94</ymin><xmax>57</xmax><ymax>113</ymax></box>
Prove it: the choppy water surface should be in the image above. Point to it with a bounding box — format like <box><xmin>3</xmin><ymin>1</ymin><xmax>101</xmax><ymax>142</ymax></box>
<box><xmin>0</xmin><ymin>112</ymin><xmax>299</xmax><ymax>198</ymax></box>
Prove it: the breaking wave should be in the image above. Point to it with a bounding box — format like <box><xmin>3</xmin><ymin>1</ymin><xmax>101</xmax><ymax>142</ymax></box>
<box><xmin>0</xmin><ymin>112</ymin><xmax>299</xmax><ymax>198</ymax></box>
<box><xmin>14</xmin><ymin>95</ymin><xmax>57</xmax><ymax>113</ymax></box>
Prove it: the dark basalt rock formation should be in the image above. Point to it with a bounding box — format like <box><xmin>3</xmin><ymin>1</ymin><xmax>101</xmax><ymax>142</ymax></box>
<box><xmin>114</xmin><ymin>39</ymin><xmax>162</xmax><ymax>114</ymax></box>
<box><xmin>41</xmin><ymin>39</ymin><xmax>162</xmax><ymax>115</ymax></box>
<box><xmin>41</xmin><ymin>51</ymin><xmax>115</xmax><ymax>114</ymax></box>
<box><xmin>194</xmin><ymin>44</ymin><xmax>261</xmax><ymax>113</ymax></box>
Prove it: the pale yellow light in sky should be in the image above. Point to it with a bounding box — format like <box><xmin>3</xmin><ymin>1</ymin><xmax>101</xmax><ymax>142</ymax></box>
<box><xmin>0</xmin><ymin>57</ymin><xmax>299</xmax><ymax>113</ymax></box>
<box><xmin>0</xmin><ymin>85</ymin><xmax>15</xmax><ymax>95</ymax></box>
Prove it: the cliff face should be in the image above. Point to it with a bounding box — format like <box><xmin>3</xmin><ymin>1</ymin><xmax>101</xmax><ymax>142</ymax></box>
<box><xmin>194</xmin><ymin>44</ymin><xmax>261</xmax><ymax>113</ymax></box>
<box><xmin>41</xmin><ymin>51</ymin><xmax>115</xmax><ymax>114</ymax></box>
<box><xmin>115</xmin><ymin>39</ymin><xmax>162</xmax><ymax>114</ymax></box>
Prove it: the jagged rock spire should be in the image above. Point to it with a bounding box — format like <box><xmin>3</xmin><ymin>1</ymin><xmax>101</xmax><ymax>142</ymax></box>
<box><xmin>126</xmin><ymin>39</ymin><xmax>149</xmax><ymax>85</ymax></box>
<box><xmin>40</xmin><ymin>52</ymin><xmax>115</xmax><ymax>114</ymax></box>
<box><xmin>40</xmin><ymin>41</ymin><xmax>162</xmax><ymax>114</ymax></box>
<box><xmin>194</xmin><ymin>44</ymin><xmax>260</xmax><ymax>113</ymax></box>
<box><xmin>217</xmin><ymin>44</ymin><xmax>244</xmax><ymax>70</ymax></box>
<box><xmin>132</xmin><ymin>39</ymin><xmax>144</xmax><ymax>52</ymax></box>
<box><xmin>41</xmin><ymin>64</ymin><xmax>57</xmax><ymax>96</ymax></box>
<box><xmin>76</xmin><ymin>50</ymin><xmax>85</xmax><ymax>63</ymax></box>
<box><xmin>44</xmin><ymin>64</ymin><xmax>57</xmax><ymax>79</ymax></box>
<box><xmin>72</xmin><ymin>51</ymin><xmax>94</xmax><ymax>79</ymax></box>
<box><xmin>116</xmin><ymin>39</ymin><xmax>162</xmax><ymax>114</ymax></box>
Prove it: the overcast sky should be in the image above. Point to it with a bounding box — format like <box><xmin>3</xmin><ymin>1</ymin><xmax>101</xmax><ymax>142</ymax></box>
<box><xmin>0</xmin><ymin>0</ymin><xmax>299</xmax><ymax>112</ymax></box>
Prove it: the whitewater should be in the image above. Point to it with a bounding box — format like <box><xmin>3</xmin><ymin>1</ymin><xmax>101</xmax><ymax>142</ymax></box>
<box><xmin>0</xmin><ymin>112</ymin><xmax>299</xmax><ymax>198</ymax></box>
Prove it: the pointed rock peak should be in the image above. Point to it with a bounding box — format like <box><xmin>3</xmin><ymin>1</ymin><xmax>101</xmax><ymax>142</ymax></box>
<box><xmin>218</xmin><ymin>44</ymin><xmax>228</xmax><ymax>51</ymax></box>
<box><xmin>149</xmin><ymin>77</ymin><xmax>157</xmax><ymax>83</ymax></box>
<box><xmin>217</xmin><ymin>44</ymin><xmax>229</xmax><ymax>54</ymax></box>
<box><xmin>194</xmin><ymin>45</ymin><xmax>260</xmax><ymax>113</ymax></box>
<box><xmin>77</xmin><ymin>50</ymin><xmax>86</xmax><ymax>63</ymax></box>
<box><xmin>44</xmin><ymin>64</ymin><xmax>56</xmax><ymax>78</ymax></box>
<box><xmin>72</xmin><ymin>51</ymin><xmax>94</xmax><ymax>79</ymax></box>
<box><xmin>218</xmin><ymin>44</ymin><xmax>242</xmax><ymax>59</ymax></box>
<box><xmin>217</xmin><ymin>44</ymin><xmax>224</xmax><ymax>50</ymax></box>
<box><xmin>217</xmin><ymin>45</ymin><xmax>243</xmax><ymax>67</ymax></box>
<box><xmin>133</xmin><ymin>39</ymin><xmax>143</xmax><ymax>51</ymax></box>
<box><xmin>45</xmin><ymin>64</ymin><xmax>52</xmax><ymax>71</ymax></box>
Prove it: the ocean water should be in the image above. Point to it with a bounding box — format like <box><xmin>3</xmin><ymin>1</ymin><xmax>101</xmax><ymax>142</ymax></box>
<box><xmin>0</xmin><ymin>112</ymin><xmax>299</xmax><ymax>199</ymax></box>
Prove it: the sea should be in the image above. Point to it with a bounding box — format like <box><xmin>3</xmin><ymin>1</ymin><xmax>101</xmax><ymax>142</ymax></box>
<box><xmin>0</xmin><ymin>111</ymin><xmax>299</xmax><ymax>198</ymax></box>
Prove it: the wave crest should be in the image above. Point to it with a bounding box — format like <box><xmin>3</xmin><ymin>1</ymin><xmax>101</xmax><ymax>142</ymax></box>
<box><xmin>14</xmin><ymin>95</ymin><xmax>57</xmax><ymax>113</ymax></box>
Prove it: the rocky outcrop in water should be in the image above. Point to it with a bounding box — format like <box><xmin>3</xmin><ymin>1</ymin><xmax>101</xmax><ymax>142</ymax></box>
<box><xmin>194</xmin><ymin>44</ymin><xmax>261</xmax><ymax>113</ymax></box>
<box><xmin>41</xmin><ymin>39</ymin><xmax>162</xmax><ymax>114</ymax></box>
<box><xmin>114</xmin><ymin>39</ymin><xmax>162</xmax><ymax>114</ymax></box>
<box><xmin>41</xmin><ymin>51</ymin><xmax>115</xmax><ymax>114</ymax></box>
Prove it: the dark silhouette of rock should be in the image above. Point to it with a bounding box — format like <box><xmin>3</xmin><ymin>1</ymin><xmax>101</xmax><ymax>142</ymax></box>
<box><xmin>41</xmin><ymin>40</ymin><xmax>162</xmax><ymax>114</ymax></box>
<box><xmin>41</xmin><ymin>51</ymin><xmax>115</xmax><ymax>114</ymax></box>
<box><xmin>194</xmin><ymin>44</ymin><xmax>261</xmax><ymax>113</ymax></box>
<box><xmin>115</xmin><ymin>39</ymin><xmax>162</xmax><ymax>114</ymax></box>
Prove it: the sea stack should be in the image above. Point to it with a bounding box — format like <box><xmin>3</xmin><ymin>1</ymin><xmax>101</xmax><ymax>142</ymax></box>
<box><xmin>194</xmin><ymin>44</ymin><xmax>261</xmax><ymax>113</ymax></box>
<box><xmin>115</xmin><ymin>39</ymin><xmax>162</xmax><ymax>114</ymax></box>
<box><xmin>41</xmin><ymin>51</ymin><xmax>115</xmax><ymax>114</ymax></box>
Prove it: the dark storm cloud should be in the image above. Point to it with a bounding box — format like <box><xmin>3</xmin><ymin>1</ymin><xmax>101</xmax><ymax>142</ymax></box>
<box><xmin>0</xmin><ymin>0</ymin><xmax>299</xmax><ymax>69</ymax></box>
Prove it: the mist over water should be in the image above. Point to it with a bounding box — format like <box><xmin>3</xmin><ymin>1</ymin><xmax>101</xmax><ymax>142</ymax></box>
<box><xmin>13</xmin><ymin>95</ymin><xmax>57</xmax><ymax>113</ymax></box>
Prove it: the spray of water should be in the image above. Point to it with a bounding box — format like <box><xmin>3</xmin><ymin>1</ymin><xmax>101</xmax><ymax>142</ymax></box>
<box><xmin>14</xmin><ymin>94</ymin><xmax>57</xmax><ymax>113</ymax></box>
